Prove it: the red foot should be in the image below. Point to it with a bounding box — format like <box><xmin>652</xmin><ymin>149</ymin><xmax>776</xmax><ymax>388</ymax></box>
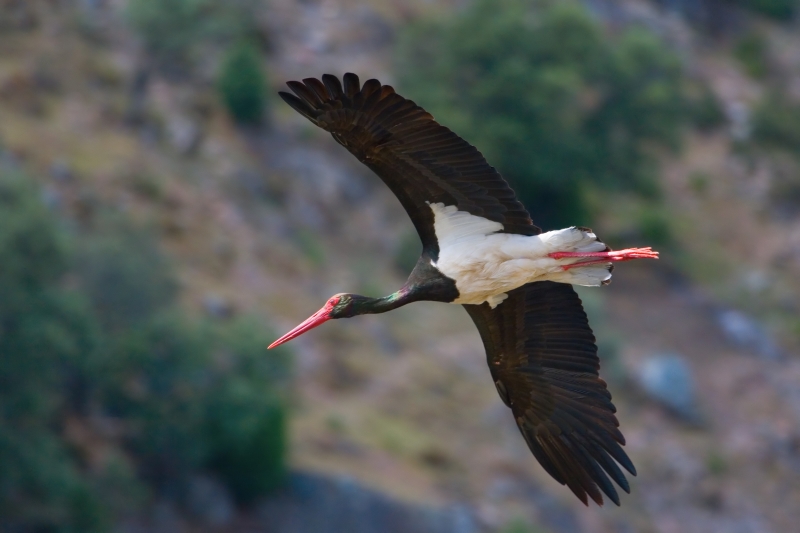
<box><xmin>549</xmin><ymin>247</ymin><xmax>659</xmax><ymax>271</ymax></box>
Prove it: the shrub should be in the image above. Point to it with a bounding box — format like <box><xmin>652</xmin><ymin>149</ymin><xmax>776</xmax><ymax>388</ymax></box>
<box><xmin>205</xmin><ymin>388</ymin><xmax>287</xmax><ymax>503</ymax></box>
<box><xmin>687</xmin><ymin>85</ymin><xmax>726</xmax><ymax>131</ymax></box>
<box><xmin>0</xmin><ymin>170</ymin><xmax>115</xmax><ymax>531</ymax></box>
<box><xmin>734</xmin><ymin>0</ymin><xmax>798</xmax><ymax>19</ymax></box>
<box><xmin>75</xmin><ymin>221</ymin><xmax>177</xmax><ymax>332</ymax></box>
<box><xmin>217</xmin><ymin>40</ymin><xmax>268</xmax><ymax>124</ymax></box>
<box><xmin>100</xmin><ymin>315</ymin><xmax>290</xmax><ymax>502</ymax></box>
<box><xmin>752</xmin><ymin>92</ymin><xmax>800</xmax><ymax>153</ymax></box>
<box><xmin>204</xmin><ymin>317</ymin><xmax>290</xmax><ymax>502</ymax></box>
<box><xmin>393</xmin><ymin>230</ymin><xmax>422</xmax><ymax>274</ymax></box>
<box><xmin>396</xmin><ymin>0</ymin><xmax>690</xmax><ymax>229</ymax></box>
<box><xmin>0</xmin><ymin>168</ymin><xmax>291</xmax><ymax>529</ymax></box>
<box><xmin>733</xmin><ymin>32</ymin><xmax>769</xmax><ymax>79</ymax></box>
<box><xmin>126</xmin><ymin>0</ymin><xmax>261</xmax><ymax>75</ymax></box>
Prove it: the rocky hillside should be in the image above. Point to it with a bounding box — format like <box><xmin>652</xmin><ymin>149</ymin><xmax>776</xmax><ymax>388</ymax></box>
<box><xmin>2</xmin><ymin>1</ymin><xmax>800</xmax><ymax>532</ymax></box>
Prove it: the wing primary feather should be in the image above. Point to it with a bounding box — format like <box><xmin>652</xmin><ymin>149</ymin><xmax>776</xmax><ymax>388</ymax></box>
<box><xmin>360</xmin><ymin>86</ymin><xmax>384</xmax><ymax>112</ymax></box>
<box><xmin>343</xmin><ymin>72</ymin><xmax>360</xmax><ymax>97</ymax></box>
<box><xmin>278</xmin><ymin>92</ymin><xmax>318</xmax><ymax>121</ymax></box>
<box><xmin>464</xmin><ymin>283</ymin><xmax>634</xmax><ymax>506</ymax></box>
<box><xmin>280</xmin><ymin>73</ymin><xmax>539</xmax><ymax>264</ymax></box>
<box><xmin>563</xmin><ymin>437</ymin><xmax>619</xmax><ymax>505</ymax></box>
<box><xmin>287</xmin><ymin>80</ymin><xmax>323</xmax><ymax>107</ymax></box>
<box><xmin>302</xmin><ymin>77</ymin><xmax>330</xmax><ymax>103</ymax></box>
<box><xmin>322</xmin><ymin>74</ymin><xmax>345</xmax><ymax>101</ymax></box>
<box><xmin>360</xmin><ymin>79</ymin><xmax>382</xmax><ymax>99</ymax></box>
<box><xmin>585</xmin><ymin>442</ymin><xmax>630</xmax><ymax>494</ymax></box>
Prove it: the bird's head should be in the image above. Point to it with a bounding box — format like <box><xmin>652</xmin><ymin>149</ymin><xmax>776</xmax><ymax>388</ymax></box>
<box><xmin>268</xmin><ymin>293</ymin><xmax>364</xmax><ymax>349</ymax></box>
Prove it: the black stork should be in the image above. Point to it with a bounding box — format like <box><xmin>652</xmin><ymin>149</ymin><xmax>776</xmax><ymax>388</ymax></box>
<box><xmin>269</xmin><ymin>73</ymin><xmax>658</xmax><ymax>506</ymax></box>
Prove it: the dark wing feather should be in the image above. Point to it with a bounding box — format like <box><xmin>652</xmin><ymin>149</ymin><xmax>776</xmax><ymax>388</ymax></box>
<box><xmin>464</xmin><ymin>282</ymin><xmax>636</xmax><ymax>506</ymax></box>
<box><xmin>279</xmin><ymin>73</ymin><xmax>539</xmax><ymax>257</ymax></box>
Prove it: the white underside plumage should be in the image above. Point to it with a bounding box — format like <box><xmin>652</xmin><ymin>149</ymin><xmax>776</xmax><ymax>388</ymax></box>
<box><xmin>428</xmin><ymin>202</ymin><xmax>611</xmax><ymax>308</ymax></box>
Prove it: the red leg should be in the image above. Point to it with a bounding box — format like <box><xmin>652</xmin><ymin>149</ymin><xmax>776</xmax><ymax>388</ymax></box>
<box><xmin>549</xmin><ymin>247</ymin><xmax>659</xmax><ymax>271</ymax></box>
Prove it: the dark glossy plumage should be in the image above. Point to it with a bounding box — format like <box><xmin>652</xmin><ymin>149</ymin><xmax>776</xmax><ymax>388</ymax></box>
<box><xmin>279</xmin><ymin>73</ymin><xmax>538</xmax><ymax>258</ymax></box>
<box><xmin>280</xmin><ymin>74</ymin><xmax>635</xmax><ymax>506</ymax></box>
<box><xmin>465</xmin><ymin>282</ymin><xmax>635</xmax><ymax>505</ymax></box>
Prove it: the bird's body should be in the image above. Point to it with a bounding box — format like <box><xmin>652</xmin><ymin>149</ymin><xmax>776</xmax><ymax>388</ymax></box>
<box><xmin>429</xmin><ymin>201</ymin><xmax>617</xmax><ymax>306</ymax></box>
<box><xmin>271</xmin><ymin>73</ymin><xmax>658</xmax><ymax>506</ymax></box>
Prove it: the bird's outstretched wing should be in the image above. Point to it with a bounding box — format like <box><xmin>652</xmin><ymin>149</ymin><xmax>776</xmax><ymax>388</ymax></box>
<box><xmin>464</xmin><ymin>281</ymin><xmax>636</xmax><ymax>506</ymax></box>
<box><xmin>279</xmin><ymin>73</ymin><xmax>539</xmax><ymax>257</ymax></box>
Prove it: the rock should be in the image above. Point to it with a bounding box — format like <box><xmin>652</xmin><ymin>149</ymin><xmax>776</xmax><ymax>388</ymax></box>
<box><xmin>638</xmin><ymin>353</ymin><xmax>702</xmax><ymax>423</ymax></box>
<box><xmin>50</xmin><ymin>160</ymin><xmax>73</xmax><ymax>182</ymax></box>
<box><xmin>40</xmin><ymin>186</ymin><xmax>61</xmax><ymax>211</ymax></box>
<box><xmin>256</xmin><ymin>471</ymin><xmax>479</xmax><ymax>533</ymax></box>
<box><xmin>726</xmin><ymin>100</ymin><xmax>751</xmax><ymax>141</ymax></box>
<box><xmin>185</xmin><ymin>475</ymin><xmax>235</xmax><ymax>526</ymax></box>
<box><xmin>717</xmin><ymin>310</ymin><xmax>781</xmax><ymax>360</ymax></box>
<box><xmin>203</xmin><ymin>293</ymin><xmax>235</xmax><ymax>319</ymax></box>
<box><xmin>151</xmin><ymin>499</ymin><xmax>187</xmax><ymax>533</ymax></box>
<box><xmin>167</xmin><ymin>115</ymin><xmax>203</xmax><ymax>155</ymax></box>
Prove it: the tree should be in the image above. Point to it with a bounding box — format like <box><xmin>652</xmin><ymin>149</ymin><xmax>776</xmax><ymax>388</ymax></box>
<box><xmin>397</xmin><ymin>0</ymin><xmax>690</xmax><ymax>228</ymax></box>
<box><xmin>0</xmin><ymin>169</ymin><xmax>110</xmax><ymax>531</ymax></box>
<box><xmin>126</xmin><ymin>0</ymin><xmax>263</xmax><ymax>75</ymax></box>
<box><xmin>217</xmin><ymin>40</ymin><xmax>269</xmax><ymax>125</ymax></box>
<box><xmin>0</xmin><ymin>168</ymin><xmax>291</xmax><ymax>530</ymax></box>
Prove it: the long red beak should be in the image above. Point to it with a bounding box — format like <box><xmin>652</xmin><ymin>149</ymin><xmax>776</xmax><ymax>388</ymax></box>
<box><xmin>268</xmin><ymin>303</ymin><xmax>333</xmax><ymax>349</ymax></box>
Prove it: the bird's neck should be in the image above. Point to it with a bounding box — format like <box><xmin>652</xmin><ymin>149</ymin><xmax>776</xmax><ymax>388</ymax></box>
<box><xmin>353</xmin><ymin>288</ymin><xmax>417</xmax><ymax>316</ymax></box>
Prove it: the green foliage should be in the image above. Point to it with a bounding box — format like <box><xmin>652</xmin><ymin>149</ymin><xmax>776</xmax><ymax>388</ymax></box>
<box><xmin>0</xmin><ymin>171</ymin><xmax>68</xmax><ymax>308</ymax></box>
<box><xmin>749</xmin><ymin>94</ymin><xmax>800</xmax><ymax>217</ymax></box>
<box><xmin>217</xmin><ymin>40</ymin><xmax>268</xmax><ymax>124</ymax></box>
<box><xmin>0</xmin><ymin>429</ymin><xmax>109</xmax><ymax>532</ymax></box>
<box><xmin>0</xmin><ymin>168</ymin><xmax>291</xmax><ymax>529</ymax></box>
<box><xmin>734</xmin><ymin>0</ymin><xmax>798</xmax><ymax>19</ymax></box>
<box><xmin>688</xmin><ymin>171</ymin><xmax>711</xmax><ymax>196</ymax></box>
<box><xmin>293</xmin><ymin>228</ymin><xmax>326</xmax><ymax>266</ymax></box>
<box><xmin>687</xmin><ymin>86</ymin><xmax>726</xmax><ymax>131</ymax></box>
<box><xmin>393</xmin><ymin>230</ymin><xmax>422</xmax><ymax>274</ymax></box>
<box><xmin>0</xmin><ymin>170</ymin><xmax>114</xmax><ymax>531</ymax></box>
<box><xmin>765</xmin><ymin>155</ymin><xmax>800</xmax><ymax>218</ymax></box>
<box><xmin>499</xmin><ymin>518</ymin><xmax>550</xmax><ymax>533</ymax></box>
<box><xmin>706</xmin><ymin>450</ymin><xmax>728</xmax><ymax>476</ymax></box>
<box><xmin>636</xmin><ymin>206</ymin><xmax>674</xmax><ymax>247</ymax></box>
<box><xmin>126</xmin><ymin>0</ymin><xmax>261</xmax><ymax>74</ymax></box>
<box><xmin>752</xmin><ymin>92</ymin><xmax>800</xmax><ymax>153</ymax></box>
<box><xmin>734</xmin><ymin>32</ymin><xmax>769</xmax><ymax>79</ymax></box>
<box><xmin>102</xmin><ymin>314</ymin><xmax>214</xmax><ymax>491</ymax></box>
<box><xmin>206</xmin><ymin>389</ymin><xmax>287</xmax><ymax>503</ymax></box>
<box><xmin>102</xmin><ymin>314</ymin><xmax>290</xmax><ymax>502</ymax></box>
<box><xmin>396</xmin><ymin>0</ymin><xmax>690</xmax><ymax>228</ymax></box>
<box><xmin>204</xmin><ymin>319</ymin><xmax>289</xmax><ymax>502</ymax></box>
<box><xmin>75</xmin><ymin>221</ymin><xmax>177</xmax><ymax>331</ymax></box>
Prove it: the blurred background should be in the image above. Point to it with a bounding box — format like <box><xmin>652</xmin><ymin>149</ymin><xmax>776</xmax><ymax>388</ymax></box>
<box><xmin>1</xmin><ymin>0</ymin><xmax>800</xmax><ymax>532</ymax></box>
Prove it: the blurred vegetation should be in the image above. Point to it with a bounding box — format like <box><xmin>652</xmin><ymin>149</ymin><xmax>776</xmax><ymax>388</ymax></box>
<box><xmin>218</xmin><ymin>40</ymin><xmax>269</xmax><ymax>125</ymax></box>
<box><xmin>752</xmin><ymin>92</ymin><xmax>800</xmax><ymax>153</ymax></box>
<box><xmin>498</xmin><ymin>518</ymin><xmax>550</xmax><ymax>533</ymax></box>
<box><xmin>0</xmin><ymin>167</ymin><xmax>290</xmax><ymax>531</ymax></box>
<box><xmin>730</xmin><ymin>0</ymin><xmax>799</xmax><ymax>19</ymax></box>
<box><xmin>0</xmin><ymin>170</ymin><xmax>112</xmax><ymax>531</ymax></box>
<box><xmin>75</xmin><ymin>221</ymin><xmax>178</xmax><ymax>332</ymax></box>
<box><xmin>687</xmin><ymin>85</ymin><xmax>727</xmax><ymax>132</ymax></box>
<box><xmin>397</xmin><ymin>0</ymin><xmax>695</xmax><ymax>229</ymax></box>
<box><xmin>126</xmin><ymin>0</ymin><xmax>264</xmax><ymax>76</ymax></box>
<box><xmin>733</xmin><ymin>32</ymin><xmax>769</xmax><ymax>79</ymax></box>
<box><xmin>393</xmin><ymin>230</ymin><xmax>423</xmax><ymax>274</ymax></box>
<box><xmin>751</xmin><ymin>92</ymin><xmax>800</xmax><ymax>216</ymax></box>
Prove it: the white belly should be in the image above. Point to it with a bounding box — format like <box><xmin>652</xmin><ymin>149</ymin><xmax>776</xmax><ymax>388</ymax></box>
<box><xmin>427</xmin><ymin>202</ymin><xmax>611</xmax><ymax>307</ymax></box>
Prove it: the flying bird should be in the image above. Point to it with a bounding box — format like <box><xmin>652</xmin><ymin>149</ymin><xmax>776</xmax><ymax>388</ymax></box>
<box><xmin>270</xmin><ymin>73</ymin><xmax>658</xmax><ymax>506</ymax></box>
